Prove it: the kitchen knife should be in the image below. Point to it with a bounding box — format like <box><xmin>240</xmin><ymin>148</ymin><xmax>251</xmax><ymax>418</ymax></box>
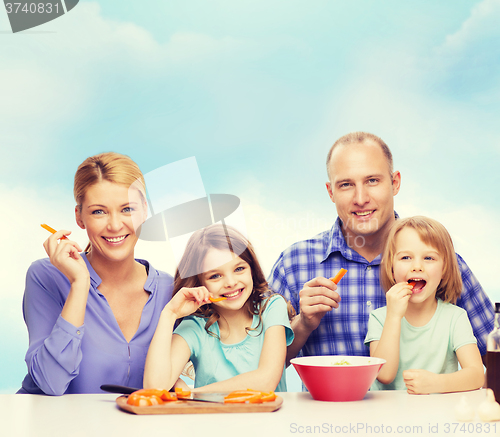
<box><xmin>100</xmin><ymin>384</ymin><xmax>225</xmax><ymax>403</ymax></box>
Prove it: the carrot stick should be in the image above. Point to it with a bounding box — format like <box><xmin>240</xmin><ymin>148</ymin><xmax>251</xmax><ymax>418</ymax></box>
<box><xmin>209</xmin><ymin>296</ymin><xmax>227</xmax><ymax>302</ymax></box>
<box><xmin>330</xmin><ymin>268</ymin><xmax>347</xmax><ymax>284</ymax></box>
<box><xmin>41</xmin><ymin>224</ymin><xmax>68</xmax><ymax>240</ymax></box>
<box><xmin>223</xmin><ymin>389</ymin><xmax>276</xmax><ymax>403</ymax></box>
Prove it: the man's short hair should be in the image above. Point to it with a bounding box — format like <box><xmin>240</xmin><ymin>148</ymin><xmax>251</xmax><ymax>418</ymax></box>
<box><xmin>326</xmin><ymin>132</ymin><xmax>394</xmax><ymax>179</ymax></box>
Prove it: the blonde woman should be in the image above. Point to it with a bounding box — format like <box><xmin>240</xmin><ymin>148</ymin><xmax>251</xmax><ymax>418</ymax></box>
<box><xmin>18</xmin><ymin>153</ymin><xmax>174</xmax><ymax>395</ymax></box>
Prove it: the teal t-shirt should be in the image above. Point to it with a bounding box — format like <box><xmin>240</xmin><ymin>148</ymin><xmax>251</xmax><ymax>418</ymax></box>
<box><xmin>173</xmin><ymin>294</ymin><xmax>294</xmax><ymax>392</ymax></box>
<box><xmin>364</xmin><ymin>299</ymin><xmax>478</xmax><ymax>391</ymax></box>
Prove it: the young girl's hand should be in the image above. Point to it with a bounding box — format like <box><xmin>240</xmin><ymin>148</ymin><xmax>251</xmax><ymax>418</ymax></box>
<box><xmin>165</xmin><ymin>287</ymin><xmax>211</xmax><ymax>320</ymax></box>
<box><xmin>385</xmin><ymin>282</ymin><xmax>413</xmax><ymax>319</ymax></box>
<box><xmin>403</xmin><ymin>369</ymin><xmax>438</xmax><ymax>394</ymax></box>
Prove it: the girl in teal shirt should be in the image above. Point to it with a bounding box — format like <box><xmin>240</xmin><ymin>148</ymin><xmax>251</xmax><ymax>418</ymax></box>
<box><xmin>365</xmin><ymin>216</ymin><xmax>484</xmax><ymax>394</ymax></box>
<box><xmin>144</xmin><ymin>224</ymin><xmax>294</xmax><ymax>392</ymax></box>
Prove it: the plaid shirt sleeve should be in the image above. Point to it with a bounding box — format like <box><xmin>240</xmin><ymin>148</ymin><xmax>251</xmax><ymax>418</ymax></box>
<box><xmin>268</xmin><ymin>253</ymin><xmax>299</xmax><ymax>314</ymax></box>
<box><xmin>455</xmin><ymin>253</ymin><xmax>495</xmax><ymax>356</ymax></box>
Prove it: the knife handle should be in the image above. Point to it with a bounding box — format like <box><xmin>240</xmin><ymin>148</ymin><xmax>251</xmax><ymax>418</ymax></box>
<box><xmin>100</xmin><ymin>384</ymin><xmax>140</xmax><ymax>394</ymax></box>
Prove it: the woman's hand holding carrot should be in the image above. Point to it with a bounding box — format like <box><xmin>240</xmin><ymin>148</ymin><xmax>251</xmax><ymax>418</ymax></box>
<box><xmin>43</xmin><ymin>230</ymin><xmax>90</xmax><ymax>328</ymax></box>
<box><xmin>43</xmin><ymin>230</ymin><xmax>89</xmax><ymax>287</ymax></box>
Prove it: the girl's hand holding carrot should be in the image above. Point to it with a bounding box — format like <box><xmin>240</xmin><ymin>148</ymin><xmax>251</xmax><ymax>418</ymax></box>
<box><xmin>385</xmin><ymin>282</ymin><xmax>413</xmax><ymax>320</ymax></box>
<box><xmin>163</xmin><ymin>287</ymin><xmax>211</xmax><ymax>320</ymax></box>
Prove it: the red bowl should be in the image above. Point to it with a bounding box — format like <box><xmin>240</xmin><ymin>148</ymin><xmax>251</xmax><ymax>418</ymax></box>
<box><xmin>291</xmin><ymin>355</ymin><xmax>386</xmax><ymax>402</ymax></box>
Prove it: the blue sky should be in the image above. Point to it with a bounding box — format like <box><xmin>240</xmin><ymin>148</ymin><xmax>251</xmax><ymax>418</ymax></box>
<box><xmin>1</xmin><ymin>0</ymin><xmax>499</xmax><ymax>393</ymax></box>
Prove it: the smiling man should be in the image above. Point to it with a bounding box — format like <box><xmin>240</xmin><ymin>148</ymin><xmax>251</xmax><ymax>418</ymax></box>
<box><xmin>325</xmin><ymin>134</ymin><xmax>400</xmax><ymax>262</ymax></box>
<box><xmin>268</xmin><ymin>131</ymin><xmax>494</xmax><ymax>365</ymax></box>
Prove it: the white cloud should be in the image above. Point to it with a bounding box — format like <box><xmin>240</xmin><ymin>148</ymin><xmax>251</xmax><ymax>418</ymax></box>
<box><xmin>0</xmin><ymin>184</ymin><xmax>87</xmax><ymax>301</ymax></box>
<box><xmin>243</xmin><ymin>200</ymin><xmax>331</xmax><ymax>277</ymax></box>
<box><xmin>0</xmin><ymin>2</ymin><xmax>257</xmax><ymax>175</ymax></box>
<box><xmin>0</xmin><ymin>184</ymin><xmax>88</xmax><ymax>393</ymax></box>
<box><xmin>436</xmin><ymin>205</ymin><xmax>499</xmax><ymax>295</ymax></box>
<box><xmin>164</xmin><ymin>32</ymin><xmax>249</xmax><ymax>64</ymax></box>
<box><xmin>438</xmin><ymin>0</ymin><xmax>500</xmax><ymax>56</ymax></box>
<box><xmin>395</xmin><ymin>185</ymin><xmax>499</xmax><ymax>302</ymax></box>
<box><xmin>0</xmin><ymin>2</ymin><xmax>260</xmax><ymax>79</ymax></box>
<box><xmin>430</xmin><ymin>0</ymin><xmax>500</xmax><ymax>100</ymax></box>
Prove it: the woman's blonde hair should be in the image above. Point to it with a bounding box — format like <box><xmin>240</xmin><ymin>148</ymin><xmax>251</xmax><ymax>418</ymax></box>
<box><xmin>74</xmin><ymin>152</ymin><xmax>146</xmax><ymax>252</ymax></box>
<box><xmin>380</xmin><ymin>216</ymin><xmax>462</xmax><ymax>303</ymax></box>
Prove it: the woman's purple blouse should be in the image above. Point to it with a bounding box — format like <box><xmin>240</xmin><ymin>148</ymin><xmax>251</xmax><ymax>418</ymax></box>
<box><xmin>18</xmin><ymin>253</ymin><xmax>173</xmax><ymax>395</ymax></box>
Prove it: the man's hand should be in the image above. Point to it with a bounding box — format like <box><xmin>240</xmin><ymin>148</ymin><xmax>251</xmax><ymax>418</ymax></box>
<box><xmin>298</xmin><ymin>277</ymin><xmax>341</xmax><ymax>332</ymax></box>
<box><xmin>285</xmin><ymin>277</ymin><xmax>341</xmax><ymax>365</ymax></box>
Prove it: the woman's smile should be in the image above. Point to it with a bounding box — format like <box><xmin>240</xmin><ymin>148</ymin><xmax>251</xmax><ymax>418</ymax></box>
<box><xmin>102</xmin><ymin>234</ymin><xmax>129</xmax><ymax>244</ymax></box>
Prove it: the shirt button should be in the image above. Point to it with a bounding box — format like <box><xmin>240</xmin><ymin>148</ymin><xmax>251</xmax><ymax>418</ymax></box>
<box><xmin>367</xmin><ymin>301</ymin><xmax>372</xmax><ymax>307</ymax></box>
<box><xmin>76</xmin><ymin>330</ymin><xmax>81</xmax><ymax>335</ymax></box>
<box><xmin>367</xmin><ymin>266</ymin><xmax>372</xmax><ymax>271</ymax></box>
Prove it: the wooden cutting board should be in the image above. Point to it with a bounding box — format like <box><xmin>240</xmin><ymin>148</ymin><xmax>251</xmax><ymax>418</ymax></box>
<box><xmin>116</xmin><ymin>395</ymin><xmax>283</xmax><ymax>415</ymax></box>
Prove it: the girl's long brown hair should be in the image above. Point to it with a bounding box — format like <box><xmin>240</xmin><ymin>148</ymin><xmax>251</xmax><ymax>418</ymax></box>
<box><xmin>173</xmin><ymin>224</ymin><xmax>294</xmax><ymax>337</ymax></box>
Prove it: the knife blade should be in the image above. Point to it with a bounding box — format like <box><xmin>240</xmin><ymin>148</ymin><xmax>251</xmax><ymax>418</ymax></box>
<box><xmin>100</xmin><ymin>384</ymin><xmax>225</xmax><ymax>403</ymax></box>
<box><xmin>184</xmin><ymin>393</ymin><xmax>226</xmax><ymax>403</ymax></box>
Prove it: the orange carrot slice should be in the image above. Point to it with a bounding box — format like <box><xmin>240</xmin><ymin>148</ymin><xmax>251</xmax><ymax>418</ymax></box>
<box><xmin>174</xmin><ymin>387</ymin><xmax>191</xmax><ymax>399</ymax></box>
<box><xmin>260</xmin><ymin>392</ymin><xmax>277</xmax><ymax>402</ymax></box>
<box><xmin>330</xmin><ymin>268</ymin><xmax>347</xmax><ymax>284</ymax></box>
<box><xmin>209</xmin><ymin>296</ymin><xmax>227</xmax><ymax>302</ymax></box>
<box><xmin>224</xmin><ymin>394</ymin><xmax>261</xmax><ymax>403</ymax></box>
<box><xmin>127</xmin><ymin>393</ymin><xmax>163</xmax><ymax>406</ymax></box>
<box><xmin>160</xmin><ymin>391</ymin><xmax>178</xmax><ymax>402</ymax></box>
<box><xmin>224</xmin><ymin>389</ymin><xmax>261</xmax><ymax>398</ymax></box>
<box><xmin>127</xmin><ymin>389</ymin><xmax>178</xmax><ymax>406</ymax></box>
<box><xmin>223</xmin><ymin>389</ymin><xmax>276</xmax><ymax>403</ymax></box>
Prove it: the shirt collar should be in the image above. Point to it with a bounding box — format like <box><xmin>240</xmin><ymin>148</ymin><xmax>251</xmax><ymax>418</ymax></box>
<box><xmin>323</xmin><ymin>211</ymin><xmax>399</xmax><ymax>264</ymax></box>
<box><xmin>81</xmin><ymin>252</ymin><xmax>156</xmax><ymax>294</ymax></box>
<box><xmin>82</xmin><ymin>252</ymin><xmax>101</xmax><ymax>288</ymax></box>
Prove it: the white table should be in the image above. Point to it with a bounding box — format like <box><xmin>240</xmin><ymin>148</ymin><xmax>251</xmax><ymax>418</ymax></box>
<box><xmin>0</xmin><ymin>390</ymin><xmax>497</xmax><ymax>437</ymax></box>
